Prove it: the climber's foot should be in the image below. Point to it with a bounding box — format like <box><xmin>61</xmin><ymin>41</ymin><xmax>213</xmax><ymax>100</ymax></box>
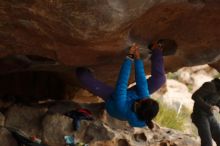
<box><xmin>148</xmin><ymin>39</ymin><xmax>177</xmax><ymax>56</ymax></box>
<box><xmin>75</xmin><ymin>67</ymin><xmax>93</xmax><ymax>77</ymax></box>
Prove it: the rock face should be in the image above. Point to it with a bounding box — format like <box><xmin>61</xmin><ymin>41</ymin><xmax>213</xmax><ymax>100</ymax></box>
<box><xmin>42</xmin><ymin>114</ymin><xmax>73</xmax><ymax>146</ymax></box>
<box><xmin>161</xmin><ymin>79</ymin><xmax>194</xmax><ymax>110</ymax></box>
<box><xmin>0</xmin><ymin>0</ymin><xmax>220</xmax><ymax>88</ymax></box>
<box><xmin>0</xmin><ymin>1</ymin><xmax>219</xmax><ymax>145</ymax></box>
<box><xmin>5</xmin><ymin>105</ymin><xmax>48</xmax><ymax>136</ymax></box>
<box><xmin>0</xmin><ymin>102</ymin><xmax>199</xmax><ymax>146</ymax></box>
<box><xmin>0</xmin><ymin>112</ymin><xmax>5</xmax><ymax>126</ymax></box>
<box><xmin>155</xmin><ymin>64</ymin><xmax>219</xmax><ymax>111</ymax></box>
<box><xmin>0</xmin><ymin>128</ymin><xmax>18</xmax><ymax>146</ymax></box>
<box><xmin>0</xmin><ymin>0</ymin><xmax>219</xmax><ymax>101</ymax></box>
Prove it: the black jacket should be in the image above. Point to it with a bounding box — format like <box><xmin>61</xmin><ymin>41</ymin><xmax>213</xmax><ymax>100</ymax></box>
<box><xmin>192</xmin><ymin>81</ymin><xmax>220</xmax><ymax>115</ymax></box>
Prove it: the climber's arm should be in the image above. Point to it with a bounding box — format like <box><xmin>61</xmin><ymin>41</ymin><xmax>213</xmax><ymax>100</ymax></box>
<box><xmin>113</xmin><ymin>44</ymin><xmax>138</xmax><ymax>106</ymax></box>
<box><xmin>192</xmin><ymin>82</ymin><xmax>213</xmax><ymax>113</ymax></box>
<box><xmin>113</xmin><ymin>58</ymin><xmax>132</xmax><ymax>105</ymax></box>
<box><xmin>134</xmin><ymin>59</ymin><xmax>149</xmax><ymax>98</ymax></box>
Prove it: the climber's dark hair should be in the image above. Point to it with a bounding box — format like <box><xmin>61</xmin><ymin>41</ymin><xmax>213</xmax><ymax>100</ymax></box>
<box><xmin>135</xmin><ymin>98</ymin><xmax>159</xmax><ymax>129</ymax></box>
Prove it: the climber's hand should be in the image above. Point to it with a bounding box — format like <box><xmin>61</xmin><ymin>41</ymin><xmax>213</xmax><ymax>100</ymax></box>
<box><xmin>210</xmin><ymin>105</ymin><xmax>220</xmax><ymax>113</ymax></box>
<box><xmin>134</xmin><ymin>47</ymin><xmax>140</xmax><ymax>59</ymax></box>
<box><xmin>129</xmin><ymin>43</ymin><xmax>139</xmax><ymax>55</ymax></box>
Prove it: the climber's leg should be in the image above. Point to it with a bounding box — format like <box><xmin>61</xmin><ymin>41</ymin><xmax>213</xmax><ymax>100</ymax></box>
<box><xmin>76</xmin><ymin>67</ymin><xmax>114</xmax><ymax>101</ymax></box>
<box><xmin>128</xmin><ymin>48</ymin><xmax>166</xmax><ymax>94</ymax></box>
<box><xmin>146</xmin><ymin>48</ymin><xmax>166</xmax><ymax>94</ymax></box>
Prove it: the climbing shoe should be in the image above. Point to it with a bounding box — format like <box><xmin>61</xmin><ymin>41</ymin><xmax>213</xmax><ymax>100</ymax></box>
<box><xmin>76</xmin><ymin>67</ymin><xmax>93</xmax><ymax>77</ymax></box>
<box><xmin>148</xmin><ymin>39</ymin><xmax>177</xmax><ymax>56</ymax></box>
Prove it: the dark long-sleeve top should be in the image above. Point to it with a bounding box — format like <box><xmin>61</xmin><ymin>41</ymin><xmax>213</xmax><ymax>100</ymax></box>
<box><xmin>192</xmin><ymin>81</ymin><xmax>220</xmax><ymax>115</ymax></box>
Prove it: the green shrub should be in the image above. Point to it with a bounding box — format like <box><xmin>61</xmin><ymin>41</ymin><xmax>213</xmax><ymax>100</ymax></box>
<box><xmin>166</xmin><ymin>72</ymin><xmax>178</xmax><ymax>80</ymax></box>
<box><xmin>155</xmin><ymin>102</ymin><xmax>190</xmax><ymax>131</ymax></box>
<box><xmin>187</xmin><ymin>84</ymin><xmax>193</xmax><ymax>92</ymax></box>
<box><xmin>214</xmin><ymin>73</ymin><xmax>220</xmax><ymax>79</ymax></box>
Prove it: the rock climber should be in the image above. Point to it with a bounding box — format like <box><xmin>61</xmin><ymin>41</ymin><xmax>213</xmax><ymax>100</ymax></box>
<box><xmin>76</xmin><ymin>41</ymin><xmax>173</xmax><ymax>128</ymax></box>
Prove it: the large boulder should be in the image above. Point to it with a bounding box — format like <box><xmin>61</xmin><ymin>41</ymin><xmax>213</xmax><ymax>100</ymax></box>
<box><xmin>0</xmin><ymin>128</ymin><xmax>18</xmax><ymax>146</ymax></box>
<box><xmin>0</xmin><ymin>0</ymin><xmax>219</xmax><ymax>87</ymax></box>
<box><xmin>0</xmin><ymin>1</ymin><xmax>219</xmax><ymax>102</ymax></box>
<box><xmin>5</xmin><ymin>105</ymin><xmax>48</xmax><ymax>136</ymax></box>
<box><xmin>77</xmin><ymin>121</ymin><xmax>115</xmax><ymax>143</ymax></box>
<box><xmin>160</xmin><ymin>79</ymin><xmax>194</xmax><ymax>111</ymax></box>
<box><xmin>0</xmin><ymin>102</ymin><xmax>200</xmax><ymax>146</ymax></box>
<box><xmin>0</xmin><ymin>112</ymin><xmax>5</xmax><ymax>126</ymax></box>
<box><xmin>42</xmin><ymin>114</ymin><xmax>73</xmax><ymax>146</ymax></box>
<box><xmin>0</xmin><ymin>1</ymin><xmax>219</xmax><ymax>145</ymax></box>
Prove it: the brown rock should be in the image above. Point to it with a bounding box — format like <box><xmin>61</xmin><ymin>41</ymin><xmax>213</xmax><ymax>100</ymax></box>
<box><xmin>47</xmin><ymin>101</ymin><xmax>81</xmax><ymax>114</ymax></box>
<box><xmin>0</xmin><ymin>112</ymin><xmax>5</xmax><ymax>126</ymax></box>
<box><xmin>0</xmin><ymin>101</ymin><xmax>200</xmax><ymax>146</ymax></box>
<box><xmin>0</xmin><ymin>71</ymin><xmax>67</xmax><ymax>102</ymax></box>
<box><xmin>0</xmin><ymin>128</ymin><xmax>18</xmax><ymax>146</ymax></box>
<box><xmin>0</xmin><ymin>0</ymin><xmax>219</xmax><ymax>89</ymax></box>
<box><xmin>90</xmin><ymin>141</ymin><xmax>115</xmax><ymax>146</ymax></box>
<box><xmin>102</xmin><ymin>112</ymin><xmax>132</xmax><ymax>131</ymax></box>
<box><xmin>5</xmin><ymin>105</ymin><xmax>48</xmax><ymax>136</ymax></box>
<box><xmin>0</xmin><ymin>99</ymin><xmax>14</xmax><ymax>109</ymax></box>
<box><xmin>117</xmin><ymin>139</ymin><xmax>131</xmax><ymax>146</ymax></box>
<box><xmin>42</xmin><ymin>113</ymin><xmax>73</xmax><ymax>146</ymax></box>
<box><xmin>133</xmin><ymin>132</ymin><xmax>147</xmax><ymax>142</ymax></box>
<box><xmin>82</xmin><ymin>122</ymin><xmax>114</xmax><ymax>143</ymax></box>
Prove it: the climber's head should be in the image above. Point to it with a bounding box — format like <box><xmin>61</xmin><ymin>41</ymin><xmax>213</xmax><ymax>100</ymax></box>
<box><xmin>134</xmin><ymin>98</ymin><xmax>159</xmax><ymax>129</ymax></box>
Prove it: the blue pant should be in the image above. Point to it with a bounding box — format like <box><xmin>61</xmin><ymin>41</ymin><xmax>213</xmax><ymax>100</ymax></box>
<box><xmin>76</xmin><ymin>48</ymin><xmax>165</xmax><ymax>101</ymax></box>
